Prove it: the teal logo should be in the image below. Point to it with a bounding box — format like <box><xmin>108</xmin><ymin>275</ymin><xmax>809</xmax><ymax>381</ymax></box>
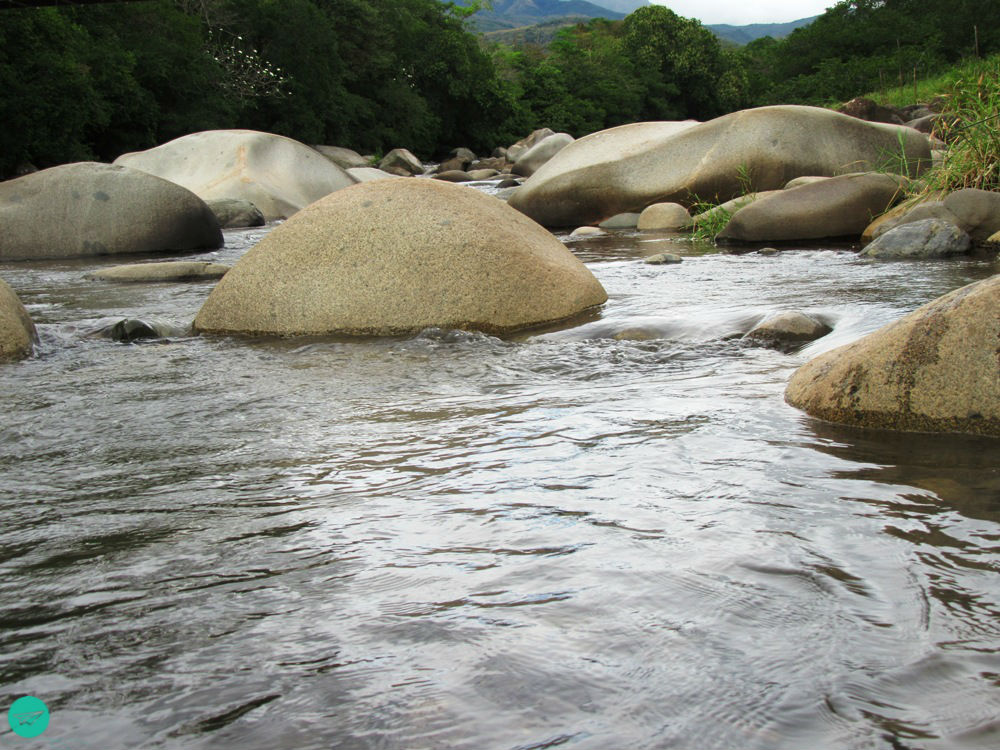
<box><xmin>8</xmin><ymin>696</ymin><xmax>50</xmax><ymax>738</ymax></box>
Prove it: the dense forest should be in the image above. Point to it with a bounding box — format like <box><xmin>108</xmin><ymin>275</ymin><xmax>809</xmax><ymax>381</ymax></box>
<box><xmin>0</xmin><ymin>0</ymin><xmax>997</xmax><ymax>177</ymax></box>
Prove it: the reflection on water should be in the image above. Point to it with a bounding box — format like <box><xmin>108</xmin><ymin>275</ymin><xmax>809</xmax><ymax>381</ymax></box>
<box><xmin>1</xmin><ymin>216</ymin><xmax>998</xmax><ymax>750</ymax></box>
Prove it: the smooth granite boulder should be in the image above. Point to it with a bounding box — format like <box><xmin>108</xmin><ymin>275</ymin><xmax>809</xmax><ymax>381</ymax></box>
<box><xmin>744</xmin><ymin>311</ymin><xmax>831</xmax><ymax>351</ymax></box>
<box><xmin>0</xmin><ymin>279</ymin><xmax>37</xmax><ymax>362</ymax></box>
<box><xmin>717</xmin><ymin>173</ymin><xmax>909</xmax><ymax>242</ymax></box>
<box><xmin>313</xmin><ymin>145</ymin><xmax>370</xmax><ymax>169</ymax></box>
<box><xmin>85</xmin><ymin>261</ymin><xmax>231</xmax><ymax>282</ymax></box>
<box><xmin>861</xmin><ymin>219</ymin><xmax>972</xmax><ymax>259</ymax></box>
<box><xmin>347</xmin><ymin>167</ymin><xmax>398</xmax><ymax>183</ymax></box>
<box><xmin>205</xmin><ymin>198</ymin><xmax>265</xmax><ymax>228</ymax></box>
<box><xmin>511</xmin><ymin>133</ymin><xmax>574</xmax><ymax>178</ymax></box>
<box><xmin>941</xmin><ymin>189</ymin><xmax>1000</xmax><ymax>242</ymax></box>
<box><xmin>116</xmin><ymin>130</ymin><xmax>357</xmax><ymax>221</ymax></box>
<box><xmin>194</xmin><ymin>179</ymin><xmax>607</xmax><ymax>336</ymax></box>
<box><xmin>785</xmin><ymin>274</ymin><xmax>1000</xmax><ymax>436</ymax></box>
<box><xmin>0</xmin><ymin>163</ymin><xmax>222</xmax><ymax>261</ymax></box>
<box><xmin>637</xmin><ymin>202</ymin><xmax>691</xmax><ymax>231</ymax></box>
<box><xmin>508</xmin><ymin>106</ymin><xmax>929</xmax><ymax>227</ymax></box>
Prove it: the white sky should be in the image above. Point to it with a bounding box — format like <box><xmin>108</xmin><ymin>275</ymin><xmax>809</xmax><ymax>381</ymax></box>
<box><xmin>650</xmin><ymin>0</ymin><xmax>835</xmax><ymax>26</ymax></box>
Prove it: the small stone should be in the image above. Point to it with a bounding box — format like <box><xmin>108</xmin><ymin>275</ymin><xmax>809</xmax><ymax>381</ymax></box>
<box><xmin>570</xmin><ymin>226</ymin><xmax>604</xmax><ymax>237</ymax></box>
<box><xmin>744</xmin><ymin>311</ymin><xmax>831</xmax><ymax>351</ymax></box>
<box><xmin>85</xmin><ymin>261</ymin><xmax>231</xmax><ymax>282</ymax></box>
<box><xmin>644</xmin><ymin>253</ymin><xmax>683</xmax><ymax>265</ymax></box>
<box><xmin>758</xmin><ymin>247</ymin><xmax>779</xmax><ymax>255</ymax></box>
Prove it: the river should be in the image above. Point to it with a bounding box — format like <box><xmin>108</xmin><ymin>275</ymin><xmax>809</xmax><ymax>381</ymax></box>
<box><xmin>1</xmin><ymin>189</ymin><xmax>999</xmax><ymax>749</ymax></box>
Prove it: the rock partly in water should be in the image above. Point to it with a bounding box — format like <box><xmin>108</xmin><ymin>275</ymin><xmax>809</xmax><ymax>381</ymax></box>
<box><xmin>193</xmin><ymin>179</ymin><xmax>608</xmax><ymax>337</ymax></box>
<box><xmin>569</xmin><ymin>226</ymin><xmax>604</xmax><ymax>237</ymax></box>
<box><xmin>744</xmin><ymin>311</ymin><xmax>831</xmax><ymax>351</ymax></box>
<box><xmin>0</xmin><ymin>278</ymin><xmax>37</xmax><ymax>362</ymax></box>
<box><xmin>436</xmin><ymin>156</ymin><xmax>472</xmax><ymax>173</ymax></box>
<box><xmin>644</xmin><ymin>253</ymin><xmax>683</xmax><ymax>265</ymax></box>
<box><xmin>637</xmin><ymin>203</ymin><xmax>691</xmax><ymax>231</ymax></box>
<box><xmin>93</xmin><ymin>318</ymin><xmax>187</xmax><ymax>343</ymax></box>
<box><xmin>718</xmin><ymin>173</ymin><xmax>909</xmax><ymax>243</ymax></box>
<box><xmin>861</xmin><ymin>218</ymin><xmax>972</xmax><ymax>259</ymax></box>
<box><xmin>759</xmin><ymin>247</ymin><xmax>780</xmax><ymax>255</ymax></box>
<box><xmin>0</xmin><ymin>163</ymin><xmax>222</xmax><ymax>261</ymax></box>
<box><xmin>508</xmin><ymin>106</ymin><xmax>929</xmax><ymax>227</ymax></box>
<box><xmin>433</xmin><ymin>170</ymin><xmax>472</xmax><ymax>183</ymax></box>
<box><xmin>785</xmin><ymin>274</ymin><xmax>1000</xmax><ymax>436</ymax></box>
<box><xmin>496</xmin><ymin>178</ymin><xmax>520</xmax><ymax>189</ymax></box>
<box><xmin>85</xmin><ymin>261</ymin><xmax>231</xmax><ymax>282</ymax></box>
<box><xmin>467</xmin><ymin>169</ymin><xmax>500</xmax><ymax>181</ymax></box>
<box><xmin>115</xmin><ymin>130</ymin><xmax>357</xmax><ymax>221</ymax></box>
<box><xmin>347</xmin><ymin>167</ymin><xmax>398</xmax><ymax>183</ymax></box>
<box><xmin>599</xmin><ymin>213</ymin><xmax>641</xmax><ymax>229</ymax></box>
<box><xmin>378</xmin><ymin>148</ymin><xmax>424</xmax><ymax>176</ymax></box>
<box><xmin>511</xmin><ymin>133</ymin><xmax>574</xmax><ymax>178</ymax></box>
<box><xmin>205</xmin><ymin>198</ymin><xmax>265</xmax><ymax>229</ymax></box>
<box><xmin>313</xmin><ymin>145</ymin><xmax>370</xmax><ymax>170</ymax></box>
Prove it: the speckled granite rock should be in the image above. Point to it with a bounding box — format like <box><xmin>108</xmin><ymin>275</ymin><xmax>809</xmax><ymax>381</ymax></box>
<box><xmin>194</xmin><ymin>179</ymin><xmax>607</xmax><ymax>336</ymax></box>
<box><xmin>785</xmin><ymin>275</ymin><xmax>1000</xmax><ymax>436</ymax></box>
<box><xmin>85</xmin><ymin>261</ymin><xmax>231</xmax><ymax>282</ymax></box>
<box><xmin>0</xmin><ymin>279</ymin><xmax>37</xmax><ymax>362</ymax></box>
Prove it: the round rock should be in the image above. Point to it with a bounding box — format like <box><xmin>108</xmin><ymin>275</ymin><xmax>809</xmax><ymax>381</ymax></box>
<box><xmin>744</xmin><ymin>311</ymin><xmax>831</xmax><ymax>351</ymax></box>
<box><xmin>861</xmin><ymin>219</ymin><xmax>972</xmax><ymax>259</ymax></box>
<box><xmin>785</xmin><ymin>275</ymin><xmax>1000</xmax><ymax>436</ymax></box>
<box><xmin>0</xmin><ymin>278</ymin><xmax>37</xmax><ymax>362</ymax></box>
<box><xmin>637</xmin><ymin>203</ymin><xmax>691</xmax><ymax>231</ymax></box>
<box><xmin>193</xmin><ymin>179</ymin><xmax>608</xmax><ymax>336</ymax></box>
<box><xmin>644</xmin><ymin>253</ymin><xmax>683</xmax><ymax>265</ymax></box>
<box><xmin>205</xmin><ymin>198</ymin><xmax>265</xmax><ymax>229</ymax></box>
<box><xmin>0</xmin><ymin>162</ymin><xmax>222</xmax><ymax>261</ymax></box>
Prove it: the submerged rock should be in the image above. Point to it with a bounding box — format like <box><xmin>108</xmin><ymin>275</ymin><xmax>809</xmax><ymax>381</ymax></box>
<box><xmin>508</xmin><ymin>106</ymin><xmax>929</xmax><ymax>227</ymax></box>
<box><xmin>785</xmin><ymin>274</ymin><xmax>1000</xmax><ymax>436</ymax></box>
<box><xmin>85</xmin><ymin>261</ymin><xmax>231</xmax><ymax>282</ymax></box>
<box><xmin>92</xmin><ymin>318</ymin><xmax>186</xmax><ymax>342</ymax></box>
<box><xmin>0</xmin><ymin>278</ymin><xmax>37</xmax><ymax>362</ymax></box>
<box><xmin>744</xmin><ymin>311</ymin><xmax>831</xmax><ymax>351</ymax></box>
<box><xmin>115</xmin><ymin>129</ymin><xmax>357</xmax><ymax>221</ymax></box>
<box><xmin>0</xmin><ymin>162</ymin><xmax>222</xmax><ymax>261</ymax></box>
<box><xmin>861</xmin><ymin>218</ymin><xmax>972</xmax><ymax>259</ymax></box>
<box><xmin>194</xmin><ymin>179</ymin><xmax>607</xmax><ymax>337</ymax></box>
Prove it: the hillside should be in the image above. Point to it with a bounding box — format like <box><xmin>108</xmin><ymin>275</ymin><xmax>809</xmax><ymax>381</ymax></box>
<box><xmin>461</xmin><ymin>0</ymin><xmax>625</xmax><ymax>32</ymax></box>
<box><xmin>707</xmin><ymin>16</ymin><xmax>818</xmax><ymax>45</ymax></box>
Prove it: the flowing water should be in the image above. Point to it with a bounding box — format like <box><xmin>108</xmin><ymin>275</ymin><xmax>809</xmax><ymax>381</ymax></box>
<box><xmin>1</xmin><ymin>194</ymin><xmax>999</xmax><ymax>749</ymax></box>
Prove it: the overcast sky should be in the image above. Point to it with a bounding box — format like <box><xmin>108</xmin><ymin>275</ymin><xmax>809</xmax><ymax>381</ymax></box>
<box><xmin>650</xmin><ymin>0</ymin><xmax>835</xmax><ymax>25</ymax></box>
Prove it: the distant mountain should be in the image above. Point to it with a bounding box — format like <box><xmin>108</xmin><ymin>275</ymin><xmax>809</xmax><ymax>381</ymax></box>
<box><xmin>587</xmin><ymin>0</ymin><xmax>649</xmax><ymax>12</ymax></box>
<box><xmin>706</xmin><ymin>16</ymin><xmax>818</xmax><ymax>45</ymax></box>
<box><xmin>460</xmin><ymin>0</ymin><xmax>626</xmax><ymax>32</ymax></box>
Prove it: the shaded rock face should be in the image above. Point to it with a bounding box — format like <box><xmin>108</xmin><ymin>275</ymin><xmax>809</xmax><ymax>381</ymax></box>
<box><xmin>785</xmin><ymin>274</ymin><xmax>1000</xmax><ymax>436</ymax></box>
<box><xmin>744</xmin><ymin>311</ymin><xmax>831</xmax><ymax>351</ymax></box>
<box><xmin>378</xmin><ymin>148</ymin><xmax>424</xmax><ymax>176</ymax></box>
<box><xmin>194</xmin><ymin>179</ymin><xmax>608</xmax><ymax>337</ymax></box>
<box><xmin>0</xmin><ymin>278</ymin><xmax>37</xmax><ymax>362</ymax></box>
<box><xmin>85</xmin><ymin>261</ymin><xmax>231</xmax><ymax>282</ymax></box>
<box><xmin>861</xmin><ymin>219</ymin><xmax>972</xmax><ymax>259</ymax></box>
<box><xmin>116</xmin><ymin>130</ymin><xmax>357</xmax><ymax>221</ymax></box>
<box><xmin>205</xmin><ymin>198</ymin><xmax>265</xmax><ymax>229</ymax></box>
<box><xmin>508</xmin><ymin>107</ymin><xmax>929</xmax><ymax>227</ymax></box>
<box><xmin>0</xmin><ymin>163</ymin><xmax>222</xmax><ymax>261</ymax></box>
<box><xmin>837</xmin><ymin>97</ymin><xmax>904</xmax><ymax>124</ymax></box>
<box><xmin>717</xmin><ymin>173</ymin><xmax>908</xmax><ymax>243</ymax></box>
<box><xmin>511</xmin><ymin>133</ymin><xmax>574</xmax><ymax>178</ymax></box>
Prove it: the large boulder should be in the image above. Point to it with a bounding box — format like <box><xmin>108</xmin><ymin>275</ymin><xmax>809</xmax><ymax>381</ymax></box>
<box><xmin>860</xmin><ymin>219</ymin><xmax>972</xmax><ymax>259</ymax></box>
<box><xmin>717</xmin><ymin>173</ymin><xmax>908</xmax><ymax>242</ymax></box>
<box><xmin>508</xmin><ymin>106</ymin><xmax>929</xmax><ymax>227</ymax></box>
<box><xmin>193</xmin><ymin>179</ymin><xmax>607</xmax><ymax>336</ymax></box>
<box><xmin>785</xmin><ymin>275</ymin><xmax>1000</xmax><ymax>436</ymax></box>
<box><xmin>0</xmin><ymin>163</ymin><xmax>222</xmax><ymax>261</ymax></box>
<box><xmin>0</xmin><ymin>278</ymin><xmax>37</xmax><ymax>362</ymax></box>
<box><xmin>114</xmin><ymin>129</ymin><xmax>357</xmax><ymax>221</ymax></box>
<box><xmin>511</xmin><ymin>132</ymin><xmax>574</xmax><ymax>178</ymax></box>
